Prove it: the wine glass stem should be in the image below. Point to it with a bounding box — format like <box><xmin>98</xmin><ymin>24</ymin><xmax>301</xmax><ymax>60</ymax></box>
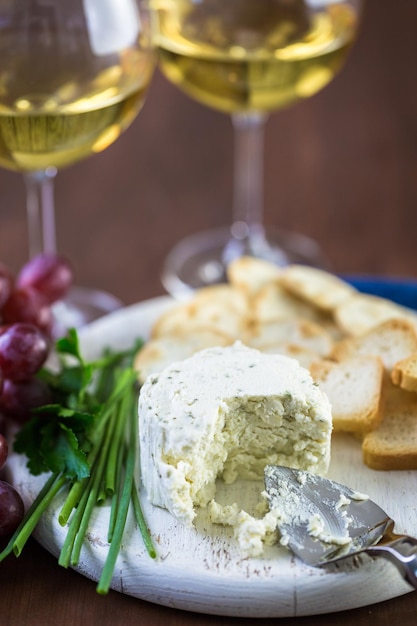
<box><xmin>24</xmin><ymin>167</ymin><xmax>58</xmax><ymax>258</ymax></box>
<box><xmin>231</xmin><ymin>111</ymin><xmax>268</xmax><ymax>248</ymax></box>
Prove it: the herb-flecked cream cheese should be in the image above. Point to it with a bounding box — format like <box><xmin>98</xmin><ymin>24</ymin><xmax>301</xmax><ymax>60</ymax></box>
<box><xmin>138</xmin><ymin>342</ymin><xmax>332</xmax><ymax>533</ymax></box>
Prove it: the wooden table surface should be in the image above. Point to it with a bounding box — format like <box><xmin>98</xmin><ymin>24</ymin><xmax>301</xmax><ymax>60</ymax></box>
<box><xmin>0</xmin><ymin>0</ymin><xmax>416</xmax><ymax>624</ymax></box>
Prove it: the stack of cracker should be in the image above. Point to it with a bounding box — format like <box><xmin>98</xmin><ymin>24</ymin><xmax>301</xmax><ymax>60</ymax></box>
<box><xmin>134</xmin><ymin>258</ymin><xmax>417</xmax><ymax>471</ymax></box>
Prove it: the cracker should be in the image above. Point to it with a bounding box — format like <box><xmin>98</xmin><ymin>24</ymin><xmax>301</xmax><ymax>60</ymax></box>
<box><xmin>248</xmin><ymin>318</ymin><xmax>333</xmax><ymax>357</ymax></box>
<box><xmin>151</xmin><ymin>298</ymin><xmax>247</xmax><ymax>340</ymax></box>
<box><xmin>134</xmin><ymin>328</ymin><xmax>233</xmax><ymax>384</ymax></box>
<box><xmin>334</xmin><ymin>292</ymin><xmax>417</xmax><ymax>336</ymax></box>
<box><xmin>381</xmin><ymin>377</ymin><xmax>417</xmax><ymax>412</ymax></box>
<box><xmin>391</xmin><ymin>352</ymin><xmax>417</xmax><ymax>392</ymax></box>
<box><xmin>226</xmin><ymin>256</ymin><xmax>281</xmax><ymax>296</ymax></box>
<box><xmin>331</xmin><ymin>318</ymin><xmax>417</xmax><ymax>371</ymax></box>
<box><xmin>252</xmin><ymin>281</ymin><xmax>320</xmax><ymax>323</ymax></box>
<box><xmin>362</xmin><ymin>405</ymin><xmax>417</xmax><ymax>470</ymax></box>
<box><xmin>279</xmin><ymin>265</ymin><xmax>356</xmax><ymax>311</ymax></box>
<box><xmin>192</xmin><ymin>284</ymin><xmax>249</xmax><ymax>315</ymax></box>
<box><xmin>261</xmin><ymin>343</ymin><xmax>321</xmax><ymax>370</ymax></box>
<box><xmin>311</xmin><ymin>355</ymin><xmax>383</xmax><ymax>434</ymax></box>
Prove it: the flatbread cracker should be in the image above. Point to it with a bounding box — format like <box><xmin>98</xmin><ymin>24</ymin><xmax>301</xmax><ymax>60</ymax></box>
<box><xmin>134</xmin><ymin>328</ymin><xmax>233</xmax><ymax>384</ymax></box>
<box><xmin>227</xmin><ymin>256</ymin><xmax>281</xmax><ymax>296</ymax></box>
<box><xmin>279</xmin><ymin>265</ymin><xmax>356</xmax><ymax>311</ymax></box>
<box><xmin>248</xmin><ymin>318</ymin><xmax>333</xmax><ymax>357</ymax></box>
<box><xmin>334</xmin><ymin>292</ymin><xmax>417</xmax><ymax>336</ymax></box>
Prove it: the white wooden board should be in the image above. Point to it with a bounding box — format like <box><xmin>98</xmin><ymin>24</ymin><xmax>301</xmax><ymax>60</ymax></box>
<box><xmin>7</xmin><ymin>296</ymin><xmax>417</xmax><ymax>617</ymax></box>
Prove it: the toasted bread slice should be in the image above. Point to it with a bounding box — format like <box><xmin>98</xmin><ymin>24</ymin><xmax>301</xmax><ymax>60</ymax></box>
<box><xmin>362</xmin><ymin>405</ymin><xmax>417</xmax><ymax>470</ymax></box>
<box><xmin>391</xmin><ymin>352</ymin><xmax>417</xmax><ymax>392</ymax></box>
<box><xmin>310</xmin><ymin>355</ymin><xmax>384</xmax><ymax>434</ymax></box>
<box><xmin>134</xmin><ymin>328</ymin><xmax>233</xmax><ymax>384</ymax></box>
<box><xmin>279</xmin><ymin>265</ymin><xmax>356</xmax><ymax>311</ymax></box>
<box><xmin>253</xmin><ymin>281</ymin><xmax>322</xmax><ymax>323</ymax></box>
<box><xmin>192</xmin><ymin>284</ymin><xmax>249</xmax><ymax>315</ymax></box>
<box><xmin>381</xmin><ymin>377</ymin><xmax>417</xmax><ymax>412</ymax></box>
<box><xmin>331</xmin><ymin>318</ymin><xmax>417</xmax><ymax>371</ymax></box>
<box><xmin>151</xmin><ymin>296</ymin><xmax>248</xmax><ymax>340</ymax></box>
<box><xmin>260</xmin><ymin>343</ymin><xmax>321</xmax><ymax>370</ymax></box>
<box><xmin>227</xmin><ymin>256</ymin><xmax>281</xmax><ymax>296</ymax></box>
<box><xmin>334</xmin><ymin>292</ymin><xmax>417</xmax><ymax>336</ymax></box>
<box><xmin>248</xmin><ymin>318</ymin><xmax>333</xmax><ymax>357</ymax></box>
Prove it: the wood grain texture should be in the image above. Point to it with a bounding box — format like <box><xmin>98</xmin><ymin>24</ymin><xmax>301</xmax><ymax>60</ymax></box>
<box><xmin>0</xmin><ymin>0</ymin><xmax>417</xmax><ymax>623</ymax></box>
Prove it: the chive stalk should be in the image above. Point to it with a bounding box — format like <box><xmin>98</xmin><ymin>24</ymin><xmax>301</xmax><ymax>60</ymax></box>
<box><xmin>96</xmin><ymin>394</ymin><xmax>137</xmax><ymax>593</ymax></box>
<box><xmin>0</xmin><ymin>331</ymin><xmax>156</xmax><ymax>594</ymax></box>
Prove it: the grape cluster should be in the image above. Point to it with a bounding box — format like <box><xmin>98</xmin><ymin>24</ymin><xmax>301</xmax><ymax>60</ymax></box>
<box><xmin>0</xmin><ymin>253</ymin><xmax>73</xmax><ymax>423</ymax></box>
<box><xmin>0</xmin><ymin>253</ymin><xmax>73</xmax><ymax>337</ymax></box>
<box><xmin>0</xmin><ymin>253</ymin><xmax>73</xmax><ymax>537</ymax></box>
<box><xmin>0</xmin><ymin>432</ymin><xmax>24</xmax><ymax>537</ymax></box>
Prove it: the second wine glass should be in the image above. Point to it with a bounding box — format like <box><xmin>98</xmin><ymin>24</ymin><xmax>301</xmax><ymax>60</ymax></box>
<box><xmin>0</xmin><ymin>0</ymin><xmax>154</xmax><ymax>329</ymax></box>
<box><xmin>151</xmin><ymin>0</ymin><xmax>361</xmax><ymax>297</ymax></box>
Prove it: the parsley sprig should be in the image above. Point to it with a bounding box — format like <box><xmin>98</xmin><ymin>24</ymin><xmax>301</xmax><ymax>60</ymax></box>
<box><xmin>0</xmin><ymin>329</ymin><xmax>156</xmax><ymax>593</ymax></box>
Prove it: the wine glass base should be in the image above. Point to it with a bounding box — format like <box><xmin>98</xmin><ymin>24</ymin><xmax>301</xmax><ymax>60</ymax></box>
<box><xmin>161</xmin><ymin>226</ymin><xmax>330</xmax><ymax>299</ymax></box>
<box><xmin>51</xmin><ymin>285</ymin><xmax>123</xmax><ymax>337</ymax></box>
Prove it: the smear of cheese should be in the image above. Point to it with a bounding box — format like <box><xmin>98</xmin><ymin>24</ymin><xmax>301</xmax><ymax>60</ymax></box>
<box><xmin>263</xmin><ymin>466</ymin><xmax>371</xmax><ymax>555</ymax></box>
<box><xmin>138</xmin><ymin>342</ymin><xmax>332</xmax><ymax>551</ymax></box>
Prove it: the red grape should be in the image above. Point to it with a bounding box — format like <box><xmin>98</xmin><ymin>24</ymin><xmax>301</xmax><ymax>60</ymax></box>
<box><xmin>0</xmin><ymin>323</ymin><xmax>49</xmax><ymax>381</ymax></box>
<box><xmin>0</xmin><ymin>433</ymin><xmax>8</xmax><ymax>470</ymax></box>
<box><xmin>0</xmin><ymin>480</ymin><xmax>24</xmax><ymax>536</ymax></box>
<box><xmin>2</xmin><ymin>287</ymin><xmax>53</xmax><ymax>335</ymax></box>
<box><xmin>0</xmin><ymin>263</ymin><xmax>14</xmax><ymax>310</ymax></box>
<box><xmin>17</xmin><ymin>253</ymin><xmax>73</xmax><ymax>304</ymax></box>
<box><xmin>0</xmin><ymin>378</ymin><xmax>52</xmax><ymax>423</ymax></box>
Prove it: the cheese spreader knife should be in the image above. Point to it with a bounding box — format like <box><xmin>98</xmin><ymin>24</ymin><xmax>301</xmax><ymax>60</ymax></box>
<box><xmin>264</xmin><ymin>465</ymin><xmax>417</xmax><ymax>588</ymax></box>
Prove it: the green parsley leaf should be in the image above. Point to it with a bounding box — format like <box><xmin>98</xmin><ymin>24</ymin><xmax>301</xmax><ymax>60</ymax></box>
<box><xmin>14</xmin><ymin>405</ymin><xmax>95</xmax><ymax>479</ymax></box>
<box><xmin>3</xmin><ymin>328</ymin><xmax>155</xmax><ymax>591</ymax></box>
<box><xmin>56</xmin><ymin>328</ymin><xmax>83</xmax><ymax>362</ymax></box>
<box><xmin>13</xmin><ymin>418</ymin><xmax>50</xmax><ymax>476</ymax></box>
<box><xmin>40</xmin><ymin>423</ymin><xmax>90</xmax><ymax>480</ymax></box>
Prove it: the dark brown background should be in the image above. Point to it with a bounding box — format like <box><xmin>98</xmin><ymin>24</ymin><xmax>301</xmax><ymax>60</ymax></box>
<box><xmin>1</xmin><ymin>0</ymin><xmax>417</xmax><ymax>624</ymax></box>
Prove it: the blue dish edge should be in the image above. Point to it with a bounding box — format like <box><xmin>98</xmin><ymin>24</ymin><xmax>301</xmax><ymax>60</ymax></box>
<box><xmin>342</xmin><ymin>275</ymin><xmax>417</xmax><ymax>311</ymax></box>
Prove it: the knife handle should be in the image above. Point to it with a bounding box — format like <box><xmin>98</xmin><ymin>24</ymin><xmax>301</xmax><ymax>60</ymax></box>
<box><xmin>365</xmin><ymin>534</ymin><xmax>417</xmax><ymax>589</ymax></box>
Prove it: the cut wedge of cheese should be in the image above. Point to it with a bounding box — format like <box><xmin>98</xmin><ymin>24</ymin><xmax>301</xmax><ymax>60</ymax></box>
<box><xmin>138</xmin><ymin>342</ymin><xmax>332</xmax><ymax>527</ymax></box>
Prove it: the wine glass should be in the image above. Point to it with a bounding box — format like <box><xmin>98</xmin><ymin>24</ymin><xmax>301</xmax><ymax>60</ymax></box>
<box><xmin>150</xmin><ymin>0</ymin><xmax>362</xmax><ymax>297</ymax></box>
<box><xmin>0</xmin><ymin>0</ymin><xmax>154</xmax><ymax>329</ymax></box>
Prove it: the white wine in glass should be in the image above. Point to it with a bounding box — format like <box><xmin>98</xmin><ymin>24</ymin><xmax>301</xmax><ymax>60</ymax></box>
<box><xmin>0</xmin><ymin>0</ymin><xmax>154</xmax><ymax>329</ymax></box>
<box><xmin>151</xmin><ymin>0</ymin><xmax>361</xmax><ymax>297</ymax></box>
